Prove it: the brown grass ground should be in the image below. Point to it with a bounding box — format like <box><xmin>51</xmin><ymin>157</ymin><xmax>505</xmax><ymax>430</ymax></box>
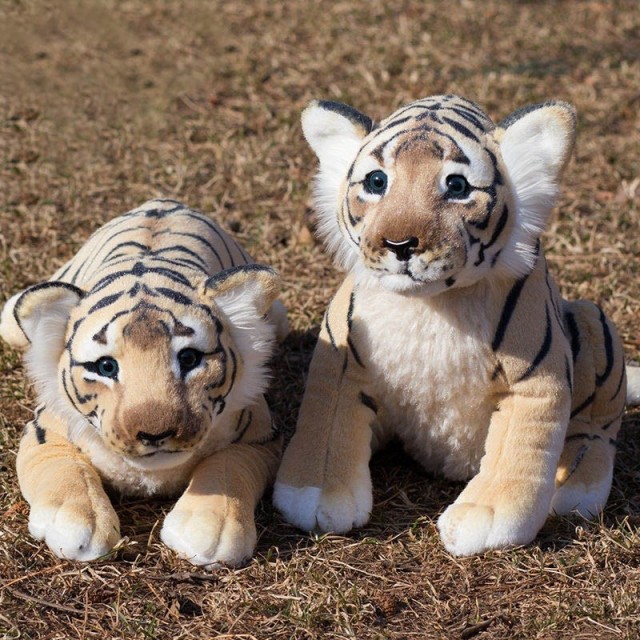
<box><xmin>1</xmin><ymin>1</ymin><xmax>640</xmax><ymax>638</ymax></box>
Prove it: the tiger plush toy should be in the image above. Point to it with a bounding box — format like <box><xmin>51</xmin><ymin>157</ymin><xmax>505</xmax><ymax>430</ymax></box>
<box><xmin>274</xmin><ymin>95</ymin><xmax>629</xmax><ymax>556</ymax></box>
<box><xmin>0</xmin><ymin>199</ymin><xmax>287</xmax><ymax>567</ymax></box>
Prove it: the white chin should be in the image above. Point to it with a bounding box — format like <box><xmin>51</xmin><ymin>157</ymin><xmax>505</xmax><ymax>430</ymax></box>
<box><xmin>377</xmin><ymin>274</ymin><xmax>423</xmax><ymax>292</ymax></box>
<box><xmin>377</xmin><ymin>273</ymin><xmax>447</xmax><ymax>296</ymax></box>
<box><xmin>124</xmin><ymin>451</ymin><xmax>193</xmax><ymax>471</ymax></box>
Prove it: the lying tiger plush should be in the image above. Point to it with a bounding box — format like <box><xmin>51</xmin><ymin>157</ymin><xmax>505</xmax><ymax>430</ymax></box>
<box><xmin>274</xmin><ymin>95</ymin><xmax>628</xmax><ymax>556</ymax></box>
<box><xmin>0</xmin><ymin>199</ymin><xmax>287</xmax><ymax>566</ymax></box>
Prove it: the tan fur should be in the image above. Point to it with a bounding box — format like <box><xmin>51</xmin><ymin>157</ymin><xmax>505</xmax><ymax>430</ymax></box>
<box><xmin>1</xmin><ymin>199</ymin><xmax>285</xmax><ymax>565</ymax></box>
<box><xmin>274</xmin><ymin>96</ymin><xmax>627</xmax><ymax>555</ymax></box>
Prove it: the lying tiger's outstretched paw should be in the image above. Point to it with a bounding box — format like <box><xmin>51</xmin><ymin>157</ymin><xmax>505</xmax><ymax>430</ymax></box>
<box><xmin>29</xmin><ymin>493</ymin><xmax>120</xmax><ymax>561</ymax></box>
<box><xmin>161</xmin><ymin>503</ymin><xmax>257</xmax><ymax>568</ymax></box>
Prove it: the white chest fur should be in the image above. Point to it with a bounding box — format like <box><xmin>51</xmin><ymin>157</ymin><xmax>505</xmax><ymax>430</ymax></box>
<box><xmin>354</xmin><ymin>282</ymin><xmax>499</xmax><ymax>481</ymax></box>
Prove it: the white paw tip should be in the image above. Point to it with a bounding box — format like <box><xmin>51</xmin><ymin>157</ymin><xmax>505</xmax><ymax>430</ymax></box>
<box><xmin>272</xmin><ymin>483</ymin><xmax>322</xmax><ymax>531</ymax></box>
<box><xmin>437</xmin><ymin>503</ymin><xmax>495</xmax><ymax>556</ymax></box>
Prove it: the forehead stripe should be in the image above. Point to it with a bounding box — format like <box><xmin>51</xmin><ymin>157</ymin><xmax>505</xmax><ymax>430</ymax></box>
<box><xmin>153</xmin><ymin>229</ymin><xmax>225</xmax><ymax>269</ymax></box>
<box><xmin>104</xmin><ymin>241</ymin><xmax>150</xmax><ymax>262</ymax></box>
<box><xmin>154</xmin><ymin>287</ymin><xmax>193</xmax><ymax>306</ymax></box>
<box><xmin>441</xmin><ymin>117</ymin><xmax>480</xmax><ymax>143</ymax></box>
<box><xmin>449</xmin><ymin>107</ymin><xmax>489</xmax><ymax>131</ymax></box>
<box><xmin>88</xmin><ymin>291</ymin><xmax>124</xmax><ymax>314</ymax></box>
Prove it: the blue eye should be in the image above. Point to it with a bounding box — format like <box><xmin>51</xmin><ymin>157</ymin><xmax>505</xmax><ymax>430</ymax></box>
<box><xmin>364</xmin><ymin>170</ymin><xmax>388</xmax><ymax>195</ymax></box>
<box><xmin>445</xmin><ymin>174</ymin><xmax>470</xmax><ymax>199</ymax></box>
<box><xmin>96</xmin><ymin>357</ymin><xmax>119</xmax><ymax>379</ymax></box>
<box><xmin>177</xmin><ymin>348</ymin><xmax>203</xmax><ymax>376</ymax></box>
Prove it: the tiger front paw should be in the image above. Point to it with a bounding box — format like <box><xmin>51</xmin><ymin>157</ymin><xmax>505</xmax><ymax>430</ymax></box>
<box><xmin>437</xmin><ymin>500</ymin><xmax>540</xmax><ymax>556</ymax></box>
<box><xmin>273</xmin><ymin>470</ymin><xmax>373</xmax><ymax>534</ymax></box>
<box><xmin>28</xmin><ymin>494</ymin><xmax>120</xmax><ymax>561</ymax></box>
<box><xmin>161</xmin><ymin>504</ymin><xmax>257</xmax><ymax>568</ymax></box>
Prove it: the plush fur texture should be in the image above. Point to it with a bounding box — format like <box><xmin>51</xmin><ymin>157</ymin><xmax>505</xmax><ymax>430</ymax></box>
<box><xmin>274</xmin><ymin>96</ymin><xmax>629</xmax><ymax>556</ymax></box>
<box><xmin>0</xmin><ymin>199</ymin><xmax>287</xmax><ymax>566</ymax></box>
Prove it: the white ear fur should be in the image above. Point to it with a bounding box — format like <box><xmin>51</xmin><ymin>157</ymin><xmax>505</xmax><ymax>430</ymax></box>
<box><xmin>204</xmin><ymin>266</ymin><xmax>281</xmax><ymax>411</ymax></box>
<box><xmin>302</xmin><ymin>101</ymin><xmax>372</xmax><ymax>269</ymax></box>
<box><xmin>14</xmin><ymin>282</ymin><xmax>83</xmax><ymax>346</ymax></box>
<box><xmin>12</xmin><ymin>282</ymin><xmax>84</xmax><ymax>408</ymax></box>
<box><xmin>498</xmin><ymin>101</ymin><xmax>576</xmax><ymax>278</ymax></box>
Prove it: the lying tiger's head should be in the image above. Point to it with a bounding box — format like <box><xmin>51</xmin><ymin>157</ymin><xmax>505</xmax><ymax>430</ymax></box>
<box><xmin>13</xmin><ymin>265</ymin><xmax>280</xmax><ymax>470</ymax></box>
<box><xmin>302</xmin><ymin>95</ymin><xmax>576</xmax><ymax>295</ymax></box>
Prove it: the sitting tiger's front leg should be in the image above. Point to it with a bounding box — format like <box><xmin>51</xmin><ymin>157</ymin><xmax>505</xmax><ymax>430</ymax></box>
<box><xmin>438</xmin><ymin>366</ymin><xmax>571</xmax><ymax>556</ymax></box>
<box><xmin>17</xmin><ymin>407</ymin><xmax>121</xmax><ymax>561</ymax></box>
<box><xmin>161</xmin><ymin>397</ymin><xmax>281</xmax><ymax>568</ymax></box>
<box><xmin>274</xmin><ymin>279</ymin><xmax>378</xmax><ymax>534</ymax></box>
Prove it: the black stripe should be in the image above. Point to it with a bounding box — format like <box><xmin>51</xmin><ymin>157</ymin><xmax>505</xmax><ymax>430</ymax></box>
<box><xmin>609</xmin><ymin>363</ymin><xmax>626</xmax><ymax>402</ymax></box>
<box><xmin>154</xmin><ymin>288</ymin><xmax>193</xmax><ymax>306</ymax></box>
<box><xmin>153</xmin><ymin>229</ymin><xmax>224</xmax><ymax>268</ymax></box>
<box><xmin>317</xmin><ymin>100</ymin><xmax>373</xmax><ymax>133</ymax></box>
<box><xmin>324</xmin><ymin>312</ymin><xmax>337</xmax><ymax>349</ymax></box>
<box><xmin>563</xmin><ymin>310</ymin><xmax>581</xmax><ymax>363</ymax></box>
<box><xmin>566</xmin><ymin>432</ymin><xmax>602</xmax><ymax>442</ymax></box>
<box><xmin>449</xmin><ymin>106</ymin><xmax>488</xmax><ymax>131</ymax></box>
<box><xmin>183</xmin><ymin>213</ymin><xmax>237</xmax><ymax>266</ymax></box>
<box><xmin>517</xmin><ymin>304</ymin><xmax>553</xmax><ymax>382</ymax></box>
<box><xmin>146</xmin><ymin>255</ymin><xmax>210</xmax><ymax>274</ymax></box>
<box><xmin>491</xmin><ymin>362</ymin><xmax>504</xmax><ymax>381</ymax></box>
<box><xmin>347</xmin><ymin>336</ymin><xmax>364</xmax><ymax>367</ymax></box>
<box><xmin>347</xmin><ymin>291</ymin><xmax>356</xmax><ymax>330</ymax></box>
<box><xmin>602</xmin><ymin>406</ymin><xmax>625</xmax><ymax>430</ymax></box>
<box><xmin>61</xmin><ymin>369</ymin><xmax>85</xmax><ymax>415</ymax></box>
<box><xmin>491</xmin><ymin>274</ymin><xmax>529</xmax><ymax>351</ymax></box>
<box><xmin>442</xmin><ymin>116</ymin><xmax>480</xmax><ymax>143</ymax></box>
<box><xmin>359</xmin><ymin>392</ymin><xmax>378</xmax><ymax>414</ymax></box>
<box><xmin>565</xmin><ymin>355</ymin><xmax>573</xmax><ymax>395</ymax></box>
<box><xmin>88</xmin><ymin>292</ymin><xmax>124</xmax><ymax>314</ymax></box>
<box><xmin>595</xmin><ymin>308</ymin><xmax>614</xmax><ymax>387</ymax></box>
<box><xmin>89</xmin><ymin>264</ymin><xmax>193</xmax><ymax>294</ymax></box>
<box><xmin>33</xmin><ymin>406</ymin><xmax>46</xmax><ymax>444</ymax></box>
<box><xmin>232</xmin><ymin>410</ymin><xmax>253</xmax><ymax>443</ymax></box>
<box><xmin>104</xmin><ymin>241</ymin><xmax>150</xmax><ymax>262</ymax></box>
<box><xmin>484</xmin><ymin>204</ymin><xmax>509</xmax><ymax>250</ymax></box>
<box><xmin>570</xmin><ymin>392</ymin><xmax>595</xmax><ymax>419</ymax></box>
<box><xmin>153</xmin><ymin>245</ymin><xmax>209</xmax><ymax>268</ymax></box>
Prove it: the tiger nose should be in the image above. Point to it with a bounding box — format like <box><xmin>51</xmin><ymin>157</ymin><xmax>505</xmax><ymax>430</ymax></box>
<box><xmin>382</xmin><ymin>236</ymin><xmax>419</xmax><ymax>261</ymax></box>
<box><xmin>136</xmin><ymin>429</ymin><xmax>177</xmax><ymax>446</ymax></box>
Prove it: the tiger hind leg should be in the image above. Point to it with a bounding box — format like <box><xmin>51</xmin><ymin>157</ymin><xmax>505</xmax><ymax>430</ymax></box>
<box><xmin>550</xmin><ymin>300</ymin><xmax>626</xmax><ymax>517</ymax></box>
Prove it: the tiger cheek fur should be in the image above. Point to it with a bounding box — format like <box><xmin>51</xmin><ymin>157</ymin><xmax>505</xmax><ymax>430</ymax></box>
<box><xmin>274</xmin><ymin>95</ymin><xmax>628</xmax><ymax>556</ymax></box>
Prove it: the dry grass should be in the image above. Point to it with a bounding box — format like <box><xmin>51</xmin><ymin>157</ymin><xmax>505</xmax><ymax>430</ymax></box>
<box><xmin>1</xmin><ymin>0</ymin><xmax>640</xmax><ymax>637</ymax></box>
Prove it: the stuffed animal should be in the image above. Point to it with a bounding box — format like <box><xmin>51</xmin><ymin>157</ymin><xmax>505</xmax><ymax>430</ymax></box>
<box><xmin>0</xmin><ymin>199</ymin><xmax>287</xmax><ymax>567</ymax></box>
<box><xmin>274</xmin><ymin>95</ymin><xmax>629</xmax><ymax>556</ymax></box>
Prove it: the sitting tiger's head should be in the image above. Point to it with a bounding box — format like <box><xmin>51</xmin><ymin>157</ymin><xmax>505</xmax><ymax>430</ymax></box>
<box><xmin>13</xmin><ymin>265</ymin><xmax>280</xmax><ymax>470</ymax></box>
<box><xmin>302</xmin><ymin>95</ymin><xmax>576</xmax><ymax>294</ymax></box>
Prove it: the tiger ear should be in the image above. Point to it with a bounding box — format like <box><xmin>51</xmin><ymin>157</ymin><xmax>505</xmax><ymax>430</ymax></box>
<box><xmin>301</xmin><ymin>100</ymin><xmax>373</xmax><ymax>168</ymax></box>
<box><xmin>204</xmin><ymin>265</ymin><xmax>281</xmax><ymax>317</ymax></box>
<box><xmin>496</xmin><ymin>101</ymin><xmax>576</xmax><ymax>278</ymax></box>
<box><xmin>12</xmin><ymin>282</ymin><xmax>84</xmax><ymax>345</ymax></box>
<box><xmin>302</xmin><ymin>101</ymin><xmax>373</xmax><ymax>268</ymax></box>
<box><xmin>203</xmin><ymin>265</ymin><xmax>282</xmax><ymax>411</ymax></box>
<box><xmin>499</xmin><ymin>101</ymin><xmax>576</xmax><ymax>189</ymax></box>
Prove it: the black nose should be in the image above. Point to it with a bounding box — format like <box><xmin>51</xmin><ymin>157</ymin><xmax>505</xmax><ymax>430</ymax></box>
<box><xmin>383</xmin><ymin>236</ymin><xmax>419</xmax><ymax>261</ymax></box>
<box><xmin>136</xmin><ymin>429</ymin><xmax>177</xmax><ymax>445</ymax></box>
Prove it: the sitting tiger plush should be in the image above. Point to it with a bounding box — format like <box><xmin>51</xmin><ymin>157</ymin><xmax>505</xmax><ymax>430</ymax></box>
<box><xmin>0</xmin><ymin>199</ymin><xmax>287</xmax><ymax>566</ymax></box>
<box><xmin>274</xmin><ymin>95</ymin><xmax>630</xmax><ymax>556</ymax></box>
